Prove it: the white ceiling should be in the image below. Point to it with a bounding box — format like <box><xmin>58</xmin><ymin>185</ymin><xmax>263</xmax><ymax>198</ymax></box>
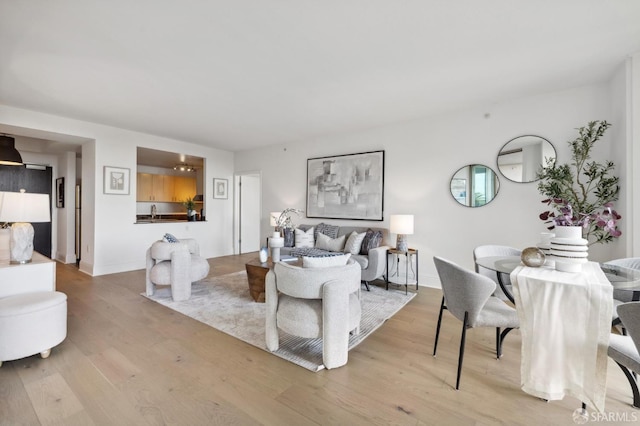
<box><xmin>1</xmin><ymin>1</ymin><xmax>640</xmax><ymax>152</ymax></box>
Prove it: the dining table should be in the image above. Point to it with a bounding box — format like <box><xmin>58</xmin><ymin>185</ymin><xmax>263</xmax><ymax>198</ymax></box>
<box><xmin>474</xmin><ymin>256</ymin><xmax>640</xmax><ymax>304</ymax></box>
<box><xmin>474</xmin><ymin>255</ymin><xmax>640</xmax><ymax>413</ymax></box>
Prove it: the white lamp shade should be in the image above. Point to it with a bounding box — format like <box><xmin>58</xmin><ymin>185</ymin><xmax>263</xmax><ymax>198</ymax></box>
<box><xmin>390</xmin><ymin>215</ymin><xmax>414</xmax><ymax>235</ymax></box>
<box><xmin>0</xmin><ymin>190</ymin><xmax>51</xmax><ymax>223</ymax></box>
<box><xmin>270</xmin><ymin>211</ymin><xmax>281</xmax><ymax>227</ymax></box>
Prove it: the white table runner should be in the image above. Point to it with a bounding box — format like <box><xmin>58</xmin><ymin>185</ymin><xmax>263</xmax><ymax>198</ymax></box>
<box><xmin>511</xmin><ymin>262</ymin><xmax>613</xmax><ymax>412</ymax></box>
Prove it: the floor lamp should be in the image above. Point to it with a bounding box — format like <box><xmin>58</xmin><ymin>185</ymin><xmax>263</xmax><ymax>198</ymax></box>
<box><xmin>0</xmin><ymin>189</ymin><xmax>51</xmax><ymax>264</ymax></box>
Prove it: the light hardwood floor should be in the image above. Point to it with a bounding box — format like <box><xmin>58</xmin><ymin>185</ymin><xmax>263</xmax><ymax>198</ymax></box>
<box><xmin>0</xmin><ymin>253</ymin><xmax>637</xmax><ymax>425</ymax></box>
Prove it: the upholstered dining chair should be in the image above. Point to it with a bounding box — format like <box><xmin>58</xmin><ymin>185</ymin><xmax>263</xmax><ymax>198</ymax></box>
<box><xmin>604</xmin><ymin>258</ymin><xmax>640</xmax><ymax>333</ymax></box>
<box><xmin>607</xmin><ymin>302</ymin><xmax>640</xmax><ymax>408</ymax></box>
<box><xmin>473</xmin><ymin>245</ymin><xmax>522</xmax><ymax>301</ymax></box>
<box><xmin>145</xmin><ymin>238</ymin><xmax>210</xmax><ymax>301</ymax></box>
<box><xmin>433</xmin><ymin>256</ymin><xmax>520</xmax><ymax>390</ymax></box>
<box><xmin>265</xmin><ymin>258</ymin><xmax>362</xmax><ymax>369</ymax></box>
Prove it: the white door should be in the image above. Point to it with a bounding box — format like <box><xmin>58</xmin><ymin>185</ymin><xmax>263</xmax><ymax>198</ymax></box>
<box><xmin>235</xmin><ymin>173</ymin><xmax>261</xmax><ymax>254</ymax></box>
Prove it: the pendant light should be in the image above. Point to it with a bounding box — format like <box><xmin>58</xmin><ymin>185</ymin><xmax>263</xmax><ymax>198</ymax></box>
<box><xmin>0</xmin><ymin>135</ymin><xmax>23</xmax><ymax>166</ymax></box>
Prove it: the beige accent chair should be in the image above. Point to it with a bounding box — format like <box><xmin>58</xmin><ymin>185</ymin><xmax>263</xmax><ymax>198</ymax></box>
<box><xmin>146</xmin><ymin>238</ymin><xmax>210</xmax><ymax>301</ymax></box>
<box><xmin>265</xmin><ymin>259</ymin><xmax>362</xmax><ymax>369</ymax></box>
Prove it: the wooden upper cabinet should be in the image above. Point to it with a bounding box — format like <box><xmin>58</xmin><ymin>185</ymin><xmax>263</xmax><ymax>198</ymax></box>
<box><xmin>174</xmin><ymin>176</ymin><xmax>197</xmax><ymax>202</ymax></box>
<box><xmin>137</xmin><ymin>173</ymin><xmax>154</xmax><ymax>201</ymax></box>
<box><xmin>137</xmin><ymin>173</ymin><xmax>195</xmax><ymax>202</ymax></box>
<box><xmin>160</xmin><ymin>175</ymin><xmax>175</xmax><ymax>202</ymax></box>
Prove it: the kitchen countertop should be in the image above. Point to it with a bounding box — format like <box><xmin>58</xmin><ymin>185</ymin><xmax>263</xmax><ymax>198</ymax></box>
<box><xmin>136</xmin><ymin>214</ymin><xmax>202</xmax><ymax>224</ymax></box>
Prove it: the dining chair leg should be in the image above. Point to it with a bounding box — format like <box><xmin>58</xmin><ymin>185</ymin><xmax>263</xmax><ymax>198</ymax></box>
<box><xmin>455</xmin><ymin>311</ymin><xmax>469</xmax><ymax>390</ymax></box>
<box><xmin>614</xmin><ymin>361</ymin><xmax>640</xmax><ymax>408</ymax></box>
<box><xmin>433</xmin><ymin>296</ymin><xmax>445</xmax><ymax>357</ymax></box>
<box><xmin>497</xmin><ymin>327</ymin><xmax>514</xmax><ymax>359</ymax></box>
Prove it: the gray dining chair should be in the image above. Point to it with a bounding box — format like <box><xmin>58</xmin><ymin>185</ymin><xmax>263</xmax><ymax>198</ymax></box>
<box><xmin>607</xmin><ymin>302</ymin><xmax>640</xmax><ymax>408</ymax></box>
<box><xmin>473</xmin><ymin>245</ymin><xmax>522</xmax><ymax>302</ymax></box>
<box><xmin>433</xmin><ymin>256</ymin><xmax>520</xmax><ymax>390</ymax></box>
<box><xmin>604</xmin><ymin>258</ymin><xmax>640</xmax><ymax>334</ymax></box>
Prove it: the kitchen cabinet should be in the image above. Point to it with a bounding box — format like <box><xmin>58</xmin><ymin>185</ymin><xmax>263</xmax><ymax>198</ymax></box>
<box><xmin>137</xmin><ymin>173</ymin><xmax>196</xmax><ymax>202</ymax></box>
<box><xmin>174</xmin><ymin>176</ymin><xmax>197</xmax><ymax>202</ymax></box>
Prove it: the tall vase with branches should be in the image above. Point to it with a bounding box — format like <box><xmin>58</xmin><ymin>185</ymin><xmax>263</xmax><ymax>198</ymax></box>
<box><xmin>276</xmin><ymin>208</ymin><xmax>303</xmax><ymax>247</ymax></box>
<box><xmin>537</xmin><ymin>120</ymin><xmax>621</xmax><ymax>245</ymax></box>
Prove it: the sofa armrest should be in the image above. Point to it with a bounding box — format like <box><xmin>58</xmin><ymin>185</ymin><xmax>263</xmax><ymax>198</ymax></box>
<box><xmin>361</xmin><ymin>245</ymin><xmax>390</xmax><ymax>282</ymax></box>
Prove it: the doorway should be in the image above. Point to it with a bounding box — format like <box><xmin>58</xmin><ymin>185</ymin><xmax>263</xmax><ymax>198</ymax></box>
<box><xmin>234</xmin><ymin>172</ymin><xmax>261</xmax><ymax>254</ymax></box>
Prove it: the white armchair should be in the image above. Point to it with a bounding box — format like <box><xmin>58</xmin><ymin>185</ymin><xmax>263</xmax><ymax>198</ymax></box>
<box><xmin>145</xmin><ymin>238</ymin><xmax>210</xmax><ymax>301</ymax></box>
<box><xmin>265</xmin><ymin>259</ymin><xmax>362</xmax><ymax>369</ymax></box>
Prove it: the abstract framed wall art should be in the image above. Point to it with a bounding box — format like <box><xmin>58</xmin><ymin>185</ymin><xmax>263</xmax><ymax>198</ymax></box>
<box><xmin>306</xmin><ymin>150</ymin><xmax>384</xmax><ymax>220</ymax></box>
<box><xmin>103</xmin><ymin>166</ymin><xmax>130</xmax><ymax>195</ymax></box>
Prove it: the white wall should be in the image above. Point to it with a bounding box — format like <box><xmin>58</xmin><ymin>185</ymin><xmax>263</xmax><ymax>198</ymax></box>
<box><xmin>0</xmin><ymin>104</ymin><xmax>235</xmax><ymax>276</ymax></box>
<box><xmin>235</xmin><ymin>83</ymin><xmax>624</xmax><ymax>287</ymax></box>
<box><xmin>57</xmin><ymin>151</ymin><xmax>76</xmax><ymax>263</ymax></box>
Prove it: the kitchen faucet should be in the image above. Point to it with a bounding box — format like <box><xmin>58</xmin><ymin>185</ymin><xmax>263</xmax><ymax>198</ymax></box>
<box><xmin>151</xmin><ymin>204</ymin><xmax>157</xmax><ymax>220</ymax></box>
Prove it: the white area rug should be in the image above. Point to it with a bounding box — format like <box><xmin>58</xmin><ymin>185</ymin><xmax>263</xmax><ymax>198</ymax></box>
<box><xmin>143</xmin><ymin>271</ymin><xmax>415</xmax><ymax>371</ymax></box>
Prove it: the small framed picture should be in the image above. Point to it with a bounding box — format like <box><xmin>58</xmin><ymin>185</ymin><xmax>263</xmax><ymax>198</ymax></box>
<box><xmin>213</xmin><ymin>178</ymin><xmax>228</xmax><ymax>199</ymax></box>
<box><xmin>104</xmin><ymin>166</ymin><xmax>130</xmax><ymax>195</ymax></box>
<box><xmin>56</xmin><ymin>177</ymin><xmax>65</xmax><ymax>208</ymax></box>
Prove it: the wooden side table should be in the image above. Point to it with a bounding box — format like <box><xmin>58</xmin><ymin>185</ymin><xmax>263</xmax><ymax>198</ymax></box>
<box><xmin>386</xmin><ymin>248</ymin><xmax>418</xmax><ymax>294</ymax></box>
<box><xmin>245</xmin><ymin>258</ymin><xmax>273</xmax><ymax>303</ymax></box>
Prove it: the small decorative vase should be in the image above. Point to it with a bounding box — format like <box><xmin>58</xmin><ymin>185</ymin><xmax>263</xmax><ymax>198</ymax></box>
<box><xmin>259</xmin><ymin>246</ymin><xmax>268</xmax><ymax>263</ymax></box>
<box><xmin>269</xmin><ymin>236</ymin><xmax>284</xmax><ymax>262</ymax></box>
<box><xmin>550</xmin><ymin>225</ymin><xmax>588</xmax><ymax>272</ymax></box>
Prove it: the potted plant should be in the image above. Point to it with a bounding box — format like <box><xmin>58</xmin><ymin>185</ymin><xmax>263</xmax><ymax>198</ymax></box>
<box><xmin>537</xmin><ymin>120</ymin><xmax>621</xmax><ymax>245</ymax></box>
<box><xmin>275</xmin><ymin>208</ymin><xmax>303</xmax><ymax>246</ymax></box>
<box><xmin>183</xmin><ymin>197</ymin><xmax>197</xmax><ymax>221</ymax></box>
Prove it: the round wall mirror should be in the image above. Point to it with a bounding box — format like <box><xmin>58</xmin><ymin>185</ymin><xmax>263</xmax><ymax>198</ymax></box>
<box><xmin>497</xmin><ymin>135</ymin><xmax>556</xmax><ymax>183</ymax></box>
<box><xmin>450</xmin><ymin>164</ymin><xmax>500</xmax><ymax>207</ymax></box>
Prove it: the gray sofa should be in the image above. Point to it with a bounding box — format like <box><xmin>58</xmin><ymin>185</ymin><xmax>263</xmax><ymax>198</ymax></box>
<box><xmin>280</xmin><ymin>224</ymin><xmax>390</xmax><ymax>290</ymax></box>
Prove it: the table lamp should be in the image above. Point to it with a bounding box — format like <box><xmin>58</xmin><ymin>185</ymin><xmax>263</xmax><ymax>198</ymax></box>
<box><xmin>390</xmin><ymin>214</ymin><xmax>414</xmax><ymax>252</ymax></box>
<box><xmin>269</xmin><ymin>211</ymin><xmax>282</xmax><ymax>232</ymax></box>
<box><xmin>0</xmin><ymin>189</ymin><xmax>51</xmax><ymax>264</ymax></box>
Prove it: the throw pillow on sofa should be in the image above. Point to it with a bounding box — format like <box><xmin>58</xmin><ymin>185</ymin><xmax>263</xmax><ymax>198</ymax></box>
<box><xmin>344</xmin><ymin>231</ymin><xmax>367</xmax><ymax>255</ymax></box>
<box><xmin>316</xmin><ymin>233</ymin><xmax>346</xmax><ymax>252</ymax></box>
<box><xmin>314</xmin><ymin>222</ymin><xmax>340</xmax><ymax>241</ymax></box>
<box><xmin>302</xmin><ymin>253</ymin><xmax>351</xmax><ymax>268</ymax></box>
<box><xmin>295</xmin><ymin>227</ymin><xmax>315</xmax><ymax>248</ymax></box>
<box><xmin>360</xmin><ymin>228</ymin><xmax>383</xmax><ymax>255</ymax></box>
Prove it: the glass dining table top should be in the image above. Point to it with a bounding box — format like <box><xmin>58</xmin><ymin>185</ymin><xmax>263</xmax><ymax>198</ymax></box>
<box><xmin>475</xmin><ymin>255</ymin><xmax>640</xmax><ymax>291</ymax></box>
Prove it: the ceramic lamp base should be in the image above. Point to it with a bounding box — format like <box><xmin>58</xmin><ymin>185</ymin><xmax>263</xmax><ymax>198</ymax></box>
<box><xmin>10</xmin><ymin>222</ymin><xmax>35</xmax><ymax>264</ymax></box>
<box><xmin>396</xmin><ymin>234</ymin><xmax>408</xmax><ymax>252</ymax></box>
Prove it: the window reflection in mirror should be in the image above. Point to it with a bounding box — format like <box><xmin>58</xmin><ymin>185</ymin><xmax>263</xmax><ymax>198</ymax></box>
<box><xmin>497</xmin><ymin>135</ymin><xmax>555</xmax><ymax>183</ymax></box>
<box><xmin>451</xmin><ymin>164</ymin><xmax>500</xmax><ymax>207</ymax></box>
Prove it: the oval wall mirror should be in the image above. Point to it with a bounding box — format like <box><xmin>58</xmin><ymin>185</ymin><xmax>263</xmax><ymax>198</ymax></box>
<box><xmin>450</xmin><ymin>164</ymin><xmax>500</xmax><ymax>207</ymax></box>
<box><xmin>497</xmin><ymin>135</ymin><xmax>556</xmax><ymax>183</ymax></box>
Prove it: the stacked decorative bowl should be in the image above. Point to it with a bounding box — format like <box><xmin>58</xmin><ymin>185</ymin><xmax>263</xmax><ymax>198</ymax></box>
<box><xmin>547</xmin><ymin>226</ymin><xmax>588</xmax><ymax>272</ymax></box>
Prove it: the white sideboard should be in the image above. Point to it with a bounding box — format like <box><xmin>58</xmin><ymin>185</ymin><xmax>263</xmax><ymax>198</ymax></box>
<box><xmin>0</xmin><ymin>252</ymin><xmax>56</xmax><ymax>298</ymax></box>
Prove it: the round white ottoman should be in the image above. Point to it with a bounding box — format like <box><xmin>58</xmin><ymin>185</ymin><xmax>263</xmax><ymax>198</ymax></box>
<box><xmin>0</xmin><ymin>291</ymin><xmax>67</xmax><ymax>367</ymax></box>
